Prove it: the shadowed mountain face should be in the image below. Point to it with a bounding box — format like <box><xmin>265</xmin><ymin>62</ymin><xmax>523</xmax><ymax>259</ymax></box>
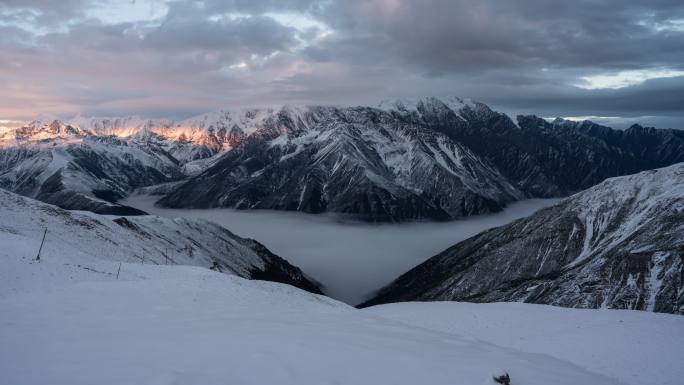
<box><xmin>158</xmin><ymin>98</ymin><xmax>684</xmax><ymax>221</ymax></box>
<box><xmin>2</xmin><ymin>97</ymin><xmax>683</xmax><ymax>221</ymax></box>
<box><xmin>157</xmin><ymin>102</ymin><xmax>524</xmax><ymax>221</ymax></box>
<box><xmin>361</xmin><ymin>163</ymin><xmax>684</xmax><ymax>314</ymax></box>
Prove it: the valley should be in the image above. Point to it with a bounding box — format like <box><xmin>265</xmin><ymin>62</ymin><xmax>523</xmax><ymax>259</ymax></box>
<box><xmin>122</xmin><ymin>194</ymin><xmax>560</xmax><ymax>304</ymax></box>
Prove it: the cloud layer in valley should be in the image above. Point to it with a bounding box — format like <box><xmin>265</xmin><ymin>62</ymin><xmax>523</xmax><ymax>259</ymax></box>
<box><xmin>123</xmin><ymin>194</ymin><xmax>560</xmax><ymax>305</ymax></box>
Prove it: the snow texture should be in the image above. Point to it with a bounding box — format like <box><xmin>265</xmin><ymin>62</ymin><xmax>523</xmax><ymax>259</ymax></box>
<box><xmin>367</xmin><ymin>301</ymin><xmax>684</xmax><ymax>385</ymax></box>
<box><xmin>364</xmin><ymin>163</ymin><xmax>684</xmax><ymax>314</ymax></box>
<box><xmin>0</xmin><ymin>189</ymin><xmax>321</xmax><ymax>296</ymax></box>
<box><xmin>1</xmin><ymin>249</ymin><xmax>631</xmax><ymax>385</ymax></box>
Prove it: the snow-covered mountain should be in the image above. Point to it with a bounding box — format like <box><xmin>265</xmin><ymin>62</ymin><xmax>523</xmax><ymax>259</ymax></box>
<box><xmin>2</xmin><ymin>97</ymin><xmax>683</xmax><ymax>220</ymax></box>
<box><xmin>4</xmin><ymin>108</ymin><xmax>298</xmax><ymax>152</ymax></box>
<box><xmin>158</xmin><ymin>97</ymin><xmax>684</xmax><ymax>221</ymax></box>
<box><xmin>0</xmin><ymin>135</ymin><xmax>184</xmax><ymax>214</ymax></box>
<box><xmin>0</xmin><ymin>188</ymin><xmax>321</xmax><ymax>294</ymax></box>
<box><xmin>158</xmin><ymin>101</ymin><xmax>525</xmax><ymax>221</ymax></box>
<box><xmin>0</xmin><ymin>111</ymin><xmax>260</xmax><ymax>214</ymax></box>
<box><xmin>0</xmin><ymin>108</ymin><xmax>351</xmax><ymax>214</ymax></box>
<box><xmin>362</xmin><ymin>163</ymin><xmax>684</xmax><ymax>314</ymax></box>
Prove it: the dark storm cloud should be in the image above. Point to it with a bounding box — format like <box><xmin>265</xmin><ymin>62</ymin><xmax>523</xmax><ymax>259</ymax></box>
<box><xmin>0</xmin><ymin>0</ymin><xmax>682</xmax><ymax>128</ymax></box>
<box><xmin>310</xmin><ymin>0</ymin><xmax>684</xmax><ymax>73</ymax></box>
<box><xmin>490</xmin><ymin>76</ymin><xmax>684</xmax><ymax>116</ymax></box>
<box><xmin>441</xmin><ymin>73</ymin><xmax>684</xmax><ymax>125</ymax></box>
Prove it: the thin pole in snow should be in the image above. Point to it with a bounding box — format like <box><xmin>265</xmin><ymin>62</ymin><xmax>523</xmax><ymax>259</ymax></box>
<box><xmin>116</xmin><ymin>262</ymin><xmax>122</xmax><ymax>279</ymax></box>
<box><xmin>35</xmin><ymin>228</ymin><xmax>47</xmax><ymax>262</ymax></box>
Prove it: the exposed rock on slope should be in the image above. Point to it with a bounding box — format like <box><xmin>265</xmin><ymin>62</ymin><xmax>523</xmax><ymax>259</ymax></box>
<box><xmin>0</xmin><ymin>188</ymin><xmax>321</xmax><ymax>294</ymax></box>
<box><xmin>0</xmin><ymin>136</ymin><xmax>183</xmax><ymax>215</ymax></box>
<box><xmin>0</xmin><ymin>111</ymin><xmax>288</xmax><ymax>214</ymax></box>
<box><xmin>362</xmin><ymin>163</ymin><xmax>684</xmax><ymax>314</ymax></box>
<box><xmin>157</xmin><ymin>101</ymin><xmax>527</xmax><ymax>221</ymax></box>
<box><xmin>412</xmin><ymin>99</ymin><xmax>684</xmax><ymax>197</ymax></box>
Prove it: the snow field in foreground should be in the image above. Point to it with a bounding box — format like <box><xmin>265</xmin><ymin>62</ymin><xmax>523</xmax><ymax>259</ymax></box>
<box><xmin>1</xmin><ymin>252</ymin><xmax>621</xmax><ymax>385</ymax></box>
<box><xmin>367</xmin><ymin>302</ymin><xmax>684</xmax><ymax>385</ymax></box>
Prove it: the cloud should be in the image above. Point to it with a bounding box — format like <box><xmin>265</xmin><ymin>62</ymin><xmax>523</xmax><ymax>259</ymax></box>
<box><xmin>575</xmin><ymin>69</ymin><xmax>684</xmax><ymax>90</ymax></box>
<box><xmin>123</xmin><ymin>194</ymin><xmax>560</xmax><ymax>304</ymax></box>
<box><xmin>143</xmin><ymin>11</ymin><xmax>298</xmax><ymax>55</ymax></box>
<box><xmin>482</xmin><ymin>75</ymin><xmax>684</xmax><ymax>117</ymax></box>
<box><xmin>311</xmin><ymin>0</ymin><xmax>684</xmax><ymax>73</ymax></box>
<box><xmin>0</xmin><ymin>0</ymin><xmax>682</xmax><ymax>128</ymax></box>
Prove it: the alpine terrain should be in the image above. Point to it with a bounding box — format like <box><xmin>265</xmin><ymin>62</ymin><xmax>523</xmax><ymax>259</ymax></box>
<box><xmin>362</xmin><ymin>163</ymin><xmax>684</xmax><ymax>314</ymax></box>
<box><xmin>4</xmin><ymin>1</ymin><xmax>683</xmax><ymax>384</ymax></box>
<box><xmin>158</xmin><ymin>98</ymin><xmax>684</xmax><ymax>221</ymax></box>
<box><xmin>0</xmin><ymin>111</ymin><xmax>273</xmax><ymax>214</ymax></box>
<box><xmin>3</xmin><ymin>195</ymin><xmax>683</xmax><ymax>385</ymax></box>
<box><xmin>2</xmin><ymin>97</ymin><xmax>683</xmax><ymax>221</ymax></box>
<box><xmin>0</xmin><ymin>188</ymin><xmax>321</xmax><ymax>294</ymax></box>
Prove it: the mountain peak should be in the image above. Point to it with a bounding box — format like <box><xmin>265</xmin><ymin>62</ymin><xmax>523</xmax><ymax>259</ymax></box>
<box><xmin>377</xmin><ymin>96</ymin><xmax>479</xmax><ymax>117</ymax></box>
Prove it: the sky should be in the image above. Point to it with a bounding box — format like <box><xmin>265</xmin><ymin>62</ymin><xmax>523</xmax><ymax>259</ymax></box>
<box><xmin>1</xmin><ymin>0</ymin><xmax>683</xmax><ymax>129</ymax></box>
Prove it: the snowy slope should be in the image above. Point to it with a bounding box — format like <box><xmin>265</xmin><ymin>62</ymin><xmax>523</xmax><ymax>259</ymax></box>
<box><xmin>363</xmin><ymin>163</ymin><xmax>684</xmax><ymax>313</ymax></box>
<box><xmin>1</xmin><ymin>188</ymin><xmax>677</xmax><ymax>384</ymax></box>
<box><xmin>0</xmin><ymin>263</ymin><xmax>624</xmax><ymax>385</ymax></box>
<box><xmin>0</xmin><ymin>189</ymin><xmax>321</xmax><ymax>295</ymax></box>
<box><xmin>366</xmin><ymin>302</ymin><xmax>684</xmax><ymax>385</ymax></box>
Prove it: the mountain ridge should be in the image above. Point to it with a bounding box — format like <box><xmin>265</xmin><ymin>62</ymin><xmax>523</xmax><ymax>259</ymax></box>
<box><xmin>2</xmin><ymin>97</ymin><xmax>683</xmax><ymax>221</ymax></box>
<box><xmin>0</xmin><ymin>188</ymin><xmax>322</xmax><ymax>294</ymax></box>
<box><xmin>157</xmin><ymin>98</ymin><xmax>684</xmax><ymax>221</ymax></box>
<box><xmin>361</xmin><ymin>163</ymin><xmax>684</xmax><ymax>314</ymax></box>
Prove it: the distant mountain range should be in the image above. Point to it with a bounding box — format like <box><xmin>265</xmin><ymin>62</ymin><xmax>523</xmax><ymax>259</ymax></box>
<box><xmin>361</xmin><ymin>163</ymin><xmax>684</xmax><ymax>314</ymax></box>
<box><xmin>1</xmin><ymin>97</ymin><xmax>683</xmax><ymax>220</ymax></box>
<box><xmin>0</xmin><ymin>109</ymin><xmax>268</xmax><ymax>214</ymax></box>
<box><xmin>158</xmin><ymin>98</ymin><xmax>684</xmax><ymax>220</ymax></box>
